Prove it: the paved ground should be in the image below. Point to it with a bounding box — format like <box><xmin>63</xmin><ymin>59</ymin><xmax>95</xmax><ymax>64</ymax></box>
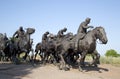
<box><xmin>0</xmin><ymin>62</ymin><xmax>120</xmax><ymax>79</ymax></box>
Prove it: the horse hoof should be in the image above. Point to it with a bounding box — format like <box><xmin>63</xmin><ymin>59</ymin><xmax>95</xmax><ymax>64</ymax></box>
<box><xmin>58</xmin><ymin>66</ymin><xmax>62</xmax><ymax>70</ymax></box>
<box><xmin>64</xmin><ymin>67</ymin><xmax>70</xmax><ymax>71</ymax></box>
<box><xmin>97</xmin><ymin>61</ymin><xmax>100</xmax><ymax>64</ymax></box>
<box><xmin>58</xmin><ymin>65</ymin><xmax>62</xmax><ymax>70</ymax></box>
<box><xmin>32</xmin><ymin>63</ymin><xmax>37</xmax><ymax>67</ymax></box>
<box><xmin>59</xmin><ymin>68</ymin><xmax>62</xmax><ymax>70</ymax></box>
<box><xmin>78</xmin><ymin>67</ymin><xmax>83</xmax><ymax>72</ymax></box>
<box><xmin>94</xmin><ymin>64</ymin><xmax>98</xmax><ymax>67</ymax></box>
<box><xmin>88</xmin><ymin>62</ymin><xmax>93</xmax><ymax>66</ymax></box>
<box><xmin>79</xmin><ymin>69</ymin><xmax>83</xmax><ymax>72</ymax></box>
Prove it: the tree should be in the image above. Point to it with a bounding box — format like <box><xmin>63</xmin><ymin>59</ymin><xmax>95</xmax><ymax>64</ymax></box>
<box><xmin>105</xmin><ymin>49</ymin><xmax>119</xmax><ymax>57</ymax></box>
<box><xmin>117</xmin><ymin>53</ymin><xmax>120</xmax><ymax>56</ymax></box>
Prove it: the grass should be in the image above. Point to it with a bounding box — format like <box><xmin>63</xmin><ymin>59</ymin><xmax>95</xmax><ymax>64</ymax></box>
<box><xmin>85</xmin><ymin>55</ymin><xmax>120</xmax><ymax>67</ymax></box>
<box><xmin>100</xmin><ymin>56</ymin><xmax>120</xmax><ymax>66</ymax></box>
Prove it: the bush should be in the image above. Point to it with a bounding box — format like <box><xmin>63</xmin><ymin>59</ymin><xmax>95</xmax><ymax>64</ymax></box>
<box><xmin>100</xmin><ymin>56</ymin><xmax>120</xmax><ymax>66</ymax></box>
<box><xmin>105</xmin><ymin>49</ymin><xmax>119</xmax><ymax>57</ymax></box>
<box><xmin>117</xmin><ymin>54</ymin><xmax>120</xmax><ymax>56</ymax></box>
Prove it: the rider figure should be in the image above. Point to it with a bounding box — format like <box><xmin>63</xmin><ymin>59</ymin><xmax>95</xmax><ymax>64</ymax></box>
<box><xmin>48</xmin><ymin>33</ymin><xmax>55</xmax><ymax>42</ymax></box>
<box><xmin>12</xmin><ymin>26</ymin><xmax>25</xmax><ymax>50</ymax></box>
<box><xmin>75</xmin><ymin>17</ymin><xmax>94</xmax><ymax>50</ymax></box>
<box><xmin>13</xmin><ymin>26</ymin><xmax>25</xmax><ymax>39</ymax></box>
<box><xmin>57</xmin><ymin>27</ymin><xmax>67</xmax><ymax>38</ymax></box>
<box><xmin>4</xmin><ymin>33</ymin><xmax>9</xmax><ymax>46</ymax></box>
<box><xmin>4</xmin><ymin>33</ymin><xmax>8</xmax><ymax>41</ymax></box>
<box><xmin>42</xmin><ymin>31</ymin><xmax>49</xmax><ymax>49</ymax></box>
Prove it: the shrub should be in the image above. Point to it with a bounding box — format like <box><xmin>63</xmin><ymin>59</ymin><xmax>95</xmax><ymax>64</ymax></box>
<box><xmin>100</xmin><ymin>56</ymin><xmax>120</xmax><ymax>66</ymax></box>
<box><xmin>105</xmin><ymin>49</ymin><xmax>119</xmax><ymax>57</ymax></box>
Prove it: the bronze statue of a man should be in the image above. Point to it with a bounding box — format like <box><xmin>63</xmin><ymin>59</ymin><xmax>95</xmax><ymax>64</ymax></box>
<box><xmin>48</xmin><ymin>33</ymin><xmax>55</xmax><ymax>41</ymax></box>
<box><xmin>42</xmin><ymin>31</ymin><xmax>49</xmax><ymax>49</ymax></box>
<box><xmin>13</xmin><ymin>26</ymin><xmax>25</xmax><ymax>39</ymax></box>
<box><xmin>77</xmin><ymin>17</ymin><xmax>93</xmax><ymax>36</ymax></box>
<box><xmin>75</xmin><ymin>18</ymin><xmax>94</xmax><ymax>50</ymax></box>
<box><xmin>57</xmin><ymin>27</ymin><xmax>67</xmax><ymax>38</ymax></box>
<box><xmin>4</xmin><ymin>33</ymin><xmax>8</xmax><ymax>41</ymax></box>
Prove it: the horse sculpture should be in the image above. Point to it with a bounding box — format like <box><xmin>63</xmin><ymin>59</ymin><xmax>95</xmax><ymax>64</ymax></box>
<box><xmin>0</xmin><ymin>33</ymin><xmax>17</xmax><ymax>62</ymax></box>
<box><xmin>13</xmin><ymin>28</ymin><xmax>35</xmax><ymax>63</ymax></box>
<box><xmin>58</xmin><ymin>26</ymin><xmax>108</xmax><ymax>71</ymax></box>
<box><xmin>42</xmin><ymin>34</ymin><xmax>58</xmax><ymax>65</ymax></box>
<box><xmin>0</xmin><ymin>33</ymin><xmax>8</xmax><ymax>61</ymax></box>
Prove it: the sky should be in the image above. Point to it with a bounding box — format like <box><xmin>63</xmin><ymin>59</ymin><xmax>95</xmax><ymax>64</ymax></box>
<box><xmin>0</xmin><ymin>0</ymin><xmax>120</xmax><ymax>55</ymax></box>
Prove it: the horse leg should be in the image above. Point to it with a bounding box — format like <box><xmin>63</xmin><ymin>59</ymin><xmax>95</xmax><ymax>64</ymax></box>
<box><xmin>53</xmin><ymin>52</ymin><xmax>58</xmax><ymax>65</ymax></box>
<box><xmin>23</xmin><ymin>51</ymin><xmax>32</xmax><ymax>63</ymax></box>
<box><xmin>78</xmin><ymin>51</ymin><xmax>87</xmax><ymax>71</ymax></box>
<box><xmin>59</xmin><ymin>52</ymin><xmax>69</xmax><ymax>71</ymax></box>
<box><xmin>23</xmin><ymin>52</ymin><xmax>27</xmax><ymax>60</ymax></box>
<box><xmin>42</xmin><ymin>52</ymin><xmax>48</xmax><ymax>65</ymax></box>
<box><xmin>80</xmin><ymin>51</ymin><xmax>87</xmax><ymax>66</ymax></box>
<box><xmin>34</xmin><ymin>50</ymin><xmax>38</xmax><ymax>61</ymax></box>
<box><xmin>76</xmin><ymin>53</ymin><xmax>82</xmax><ymax>71</ymax></box>
<box><xmin>50</xmin><ymin>52</ymin><xmax>57</xmax><ymax>65</ymax></box>
<box><xmin>30</xmin><ymin>49</ymin><xmax>35</xmax><ymax>62</ymax></box>
<box><xmin>12</xmin><ymin>50</ymin><xmax>20</xmax><ymax>65</ymax></box>
<box><xmin>90</xmin><ymin>50</ymin><xmax>100</xmax><ymax>67</ymax></box>
<box><xmin>35</xmin><ymin>49</ymin><xmax>42</xmax><ymax>61</ymax></box>
<box><xmin>39</xmin><ymin>51</ymin><xmax>44</xmax><ymax>62</ymax></box>
<box><xmin>0</xmin><ymin>50</ymin><xmax>5</xmax><ymax>61</ymax></box>
<box><xmin>94</xmin><ymin>50</ymin><xmax>100</xmax><ymax>65</ymax></box>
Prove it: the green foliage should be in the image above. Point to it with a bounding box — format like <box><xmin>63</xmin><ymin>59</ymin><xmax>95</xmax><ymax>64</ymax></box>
<box><xmin>100</xmin><ymin>56</ymin><xmax>120</xmax><ymax>66</ymax></box>
<box><xmin>105</xmin><ymin>49</ymin><xmax>119</xmax><ymax>57</ymax></box>
<box><xmin>117</xmin><ymin>53</ymin><xmax>120</xmax><ymax>56</ymax></box>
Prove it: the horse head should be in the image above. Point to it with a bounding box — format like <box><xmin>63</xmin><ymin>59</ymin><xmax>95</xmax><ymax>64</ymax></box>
<box><xmin>26</xmin><ymin>28</ymin><xmax>35</xmax><ymax>35</ymax></box>
<box><xmin>94</xmin><ymin>26</ymin><xmax>108</xmax><ymax>44</ymax></box>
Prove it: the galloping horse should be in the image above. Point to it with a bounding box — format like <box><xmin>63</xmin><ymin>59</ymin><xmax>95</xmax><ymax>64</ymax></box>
<box><xmin>77</xmin><ymin>26</ymin><xmax>108</xmax><ymax>71</ymax></box>
<box><xmin>58</xmin><ymin>26</ymin><xmax>108</xmax><ymax>71</ymax></box>
<box><xmin>0</xmin><ymin>33</ymin><xmax>8</xmax><ymax>61</ymax></box>
<box><xmin>13</xmin><ymin>28</ymin><xmax>35</xmax><ymax>63</ymax></box>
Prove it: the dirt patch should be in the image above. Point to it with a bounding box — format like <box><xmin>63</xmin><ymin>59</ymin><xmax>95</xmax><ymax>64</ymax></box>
<box><xmin>0</xmin><ymin>63</ymin><xmax>120</xmax><ymax>79</ymax></box>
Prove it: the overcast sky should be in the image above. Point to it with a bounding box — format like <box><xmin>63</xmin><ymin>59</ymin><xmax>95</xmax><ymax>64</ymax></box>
<box><xmin>0</xmin><ymin>0</ymin><xmax>120</xmax><ymax>55</ymax></box>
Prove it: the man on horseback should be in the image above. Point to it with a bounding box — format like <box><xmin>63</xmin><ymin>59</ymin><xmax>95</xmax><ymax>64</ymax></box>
<box><xmin>75</xmin><ymin>17</ymin><xmax>94</xmax><ymax>50</ymax></box>
<box><xmin>42</xmin><ymin>31</ymin><xmax>49</xmax><ymax>50</ymax></box>
<box><xmin>57</xmin><ymin>27</ymin><xmax>67</xmax><ymax>38</ymax></box>
<box><xmin>12</xmin><ymin>26</ymin><xmax>25</xmax><ymax>51</ymax></box>
<box><xmin>48</xmin><ymin>33</ymin><xmax>55</xmax><ymax>42</ymax></box>
<box><xmin>4</xmin><ymin>33</ymin><xmax>9</xmax><ymax>41</ymax></box>
<box><xmin>13</xmin><ymin>26</ymin><xmax>25</xmax><ymax>39</ymax></box>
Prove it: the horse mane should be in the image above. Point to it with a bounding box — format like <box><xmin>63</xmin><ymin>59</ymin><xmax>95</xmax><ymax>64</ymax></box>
<box><xmin>89</xmin><ymin>26</ymin><xmax>104</xmax><ymax>33</ymax></box>
<box><xmin>85</xmin><ymin>26</ymin><xmax>104</xmax><ymax>38</ymax></box>
<box><xmin>94</xmin><ymin>26</ymin><xmax>104</xmax><ymax>30</ymax></box>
